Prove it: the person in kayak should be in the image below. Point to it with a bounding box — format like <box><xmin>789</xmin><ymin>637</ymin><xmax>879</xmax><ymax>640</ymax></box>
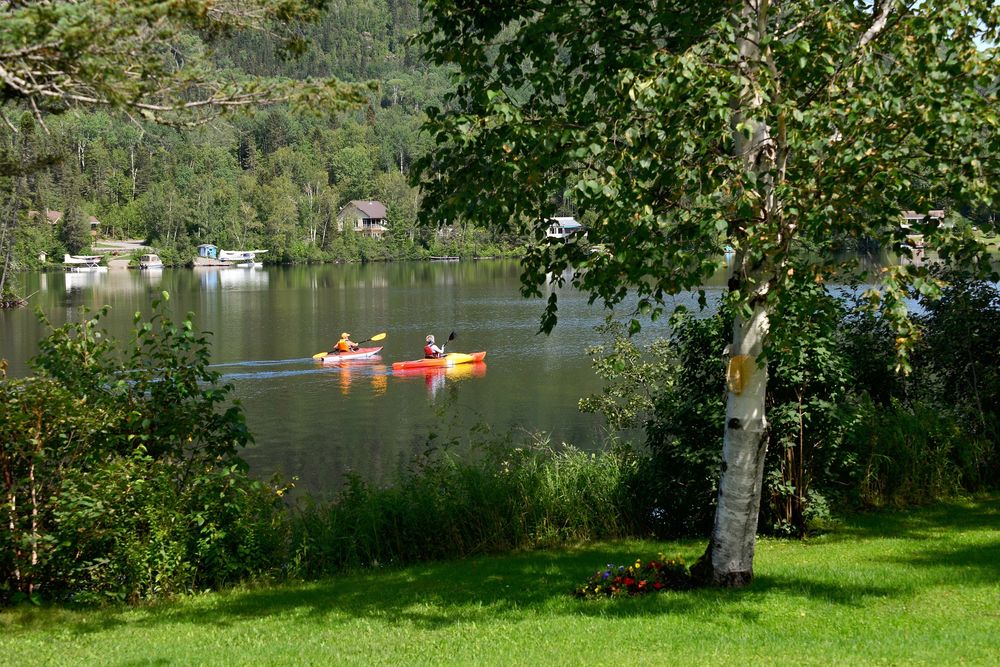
<box><xmin>424</xmin><ymin>334</ymin><xmax>445</xmax><ymax>358</ymax></box>
<box><xmin>336</xmin><ymin>332</ymin><xmax>360</xmax><ymax>353</ymax></box>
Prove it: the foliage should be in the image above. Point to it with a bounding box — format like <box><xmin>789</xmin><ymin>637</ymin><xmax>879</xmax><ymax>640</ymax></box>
<box><xmin>578</xmin><ymin>320</ymin><xmax>676</xmax><ymax>431</ymax></box>
<box><xmin>581</xmin><ymin>277</ymin><xmax>1000</xmax><ymax>537</ymax></box>
<box><xmin>289</xmin><ymin>436</ymin><xmax>644</xmax><ymax>576</ymax></box>
<box><xmin>847</xmin><ymin>398</ymin><xmax>975</xmax><ymax>507</ymax></box>
<box><xmin>0</xmin><ymin>1</ymin><xmax>526</xmax><ymax>286</ymax></box>
<box><xmin>573</xmin><ymin>555</ymin><xmax>693</xmax><ymax>598</ymax></box>
<box><xmin>764</xmin><ymin>278</ymin><xmax>853</xmax><ymax>534</ymax></box>
<box><xmin>0</xmin><ymin>0</ymin><xmax>371</xmax><ymax>133</ymax></box>
<box><xmin>417</xmin><ymin>0</ymin><xmax>1000</xmax><ymax>583</ymax></box>
<box><xmin>836</xmin><ymin>275</ymin><xmax>1000</xmax><ymax>504</ymax></box>
<box><xmin>0</xmin><ymin>295</ymin><xmax>285</xmax><ymax>604</ymax></box>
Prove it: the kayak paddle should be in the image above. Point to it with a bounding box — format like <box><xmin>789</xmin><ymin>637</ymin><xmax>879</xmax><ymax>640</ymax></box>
<box><xmin>440</xmin><ymin>331</ymin><xmax>455</xmax><ymax>353</ymax></box>
<box><xmin>312</xmin><ymin>332</ymin><xmax>387</xmax><ymax>359</ymax></box>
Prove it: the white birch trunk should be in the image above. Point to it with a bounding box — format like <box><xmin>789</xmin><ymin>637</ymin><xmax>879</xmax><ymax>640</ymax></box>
<box><xmin>695</xmin><ymin>0</ymin><xmax>776</xmax><ymax>586</ymax></box>
<box><xmin>703</xmin><ymin>302</ymin><xmax>770</xmax><ymax>585</ymax></box>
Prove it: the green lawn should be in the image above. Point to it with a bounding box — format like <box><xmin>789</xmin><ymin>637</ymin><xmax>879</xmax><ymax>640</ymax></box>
<box><xmin>2</xmin><ymin>498</ymin><xmax>998</xmax><ymax>666</ymax></box>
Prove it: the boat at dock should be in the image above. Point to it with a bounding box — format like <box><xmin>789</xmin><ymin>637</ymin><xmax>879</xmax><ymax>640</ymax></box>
<box><xmin>194</xmin><ymin>244</ymin><xmax>268</xmax><ymax>267</ymax></box>
<box><xmin>138</xmin><ymin>253</ymin><xmax>164</xmax><ymax>269</ymax></box>
<box><xmin>63</xmin><ymin>254</ymin><xmax>106</xmax><ymax>272</ymax></box>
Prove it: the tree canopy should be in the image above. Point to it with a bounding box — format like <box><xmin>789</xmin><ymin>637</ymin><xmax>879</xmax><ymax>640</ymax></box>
<box><xmin>416</xmin><ymin>0</ymin><xmax>1000</xmax><ymax>585</ymax></box>
<box><xmin>0</xmin><ymin>0</ymin><xmax>372</xmax><ymax>140</ymax></box>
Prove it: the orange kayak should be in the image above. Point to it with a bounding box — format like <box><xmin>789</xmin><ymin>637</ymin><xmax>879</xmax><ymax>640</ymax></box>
<box><xmin>392</xmin><ymin>351</ymin><xmax>486</xmax><ymax>371</ymax></box>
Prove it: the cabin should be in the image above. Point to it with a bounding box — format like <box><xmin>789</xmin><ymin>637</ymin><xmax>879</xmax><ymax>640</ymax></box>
<box><xmin>901</xmin><ymin>210</ymin><xmax>946</xmax><ymax>228</ymax></box>
<box><xmin>28</xmin><ymin>209</ymin><xmax>101</xmax><ymax>236</ymax></box>
<box><xmin>197</xmin><ymin>244</ymin><xmax>219</xmax><ymax>259</ymax></box>
<box><xmin>337</xmin><ymin>200</ymin><xmax>388</xmax><ymax>238</ymax></box>
<box><xmin>546</xmin><ymin>216</ymin><xmax>584</xmax><ymax>239</ymax></box>
<box><xmin>900</xmin><ymin>210</ymin><xmax>947</xmax><ymax>250</ymax></box>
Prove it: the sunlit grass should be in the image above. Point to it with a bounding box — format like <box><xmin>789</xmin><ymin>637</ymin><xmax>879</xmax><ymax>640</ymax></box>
<box><xmin>2</xmin><ymin>497</ymin><xmax>998</xmax><ymax>666</ymax></box>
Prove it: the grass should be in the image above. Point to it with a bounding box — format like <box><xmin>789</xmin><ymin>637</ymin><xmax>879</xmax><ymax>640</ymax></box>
<box><xmin>2</xmin><ymin>497</ymin><xmax>998</xmax><ymax>666</ymax></box>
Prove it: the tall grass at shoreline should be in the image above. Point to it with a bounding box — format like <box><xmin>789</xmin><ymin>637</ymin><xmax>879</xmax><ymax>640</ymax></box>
<box><xmin>288</xmin><ymin>440</ymin><xmax>646</xmax><ymax>576</ymax></box>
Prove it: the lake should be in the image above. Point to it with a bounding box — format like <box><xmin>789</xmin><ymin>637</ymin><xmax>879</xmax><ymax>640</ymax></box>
<box><xmin>2</xmin><ymin>260</ymin><xmax>725</xmax><ymax>496</ymax></box>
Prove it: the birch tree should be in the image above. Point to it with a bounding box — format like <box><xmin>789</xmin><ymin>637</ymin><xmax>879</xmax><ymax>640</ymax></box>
<box><xmin>416</xmin><ymin>0</ymin><xmax>1000</xmax><ymax>585</ymax></box>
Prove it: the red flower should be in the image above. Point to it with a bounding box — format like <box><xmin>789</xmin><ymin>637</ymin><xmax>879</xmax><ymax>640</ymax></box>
<box><xmin>624</xmin><ymin>577</ymin><xmax>635</xmax><ymax>587</ymax></box>
<box><xmin>653</xmin><ymin>582</ymin><xmax>664</xmax><ymax>590</ymax></box>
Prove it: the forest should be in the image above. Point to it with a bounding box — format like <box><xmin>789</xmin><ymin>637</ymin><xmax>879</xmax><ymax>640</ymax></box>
<box><xmin>0</xmin><ymin>0</ymin><xmax>521</xmax><ymax>284</ymax></box>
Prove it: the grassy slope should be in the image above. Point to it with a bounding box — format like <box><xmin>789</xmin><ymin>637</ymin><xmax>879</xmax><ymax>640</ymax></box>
<box><xmin>2</xmin><ymin>498</ymin><xmax>998</xmax><ymax>666</ymax></box>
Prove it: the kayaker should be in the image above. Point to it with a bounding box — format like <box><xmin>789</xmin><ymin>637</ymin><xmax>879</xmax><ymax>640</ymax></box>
<box><xmin>424</xmin><ymin>334</ymin><xmax>445</xmax><ymax>358</ymax></box>
<box><xmin>336</xmin><ymin>332</ymin><xmax>360</xmax><ymax>353</ymax></box>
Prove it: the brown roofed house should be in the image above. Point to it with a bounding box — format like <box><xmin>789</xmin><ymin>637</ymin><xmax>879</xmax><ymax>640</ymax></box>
<box><xmin>337</xmin><ymin>200</ymin><xmax>388</xmax><ymax>238</ymax></box>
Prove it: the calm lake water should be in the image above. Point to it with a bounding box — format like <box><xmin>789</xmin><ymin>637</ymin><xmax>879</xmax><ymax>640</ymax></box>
<box><xmin>1</xmin><ymin>260</ymin><xmax>727</xmax><ymax>496</ymax></box>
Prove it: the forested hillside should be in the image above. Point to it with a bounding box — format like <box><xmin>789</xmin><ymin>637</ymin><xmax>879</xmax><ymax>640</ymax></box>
<box><xmin>1</xmin><ymin>0</ymin><xmax>507</xmax><ymax>273</ymax></box>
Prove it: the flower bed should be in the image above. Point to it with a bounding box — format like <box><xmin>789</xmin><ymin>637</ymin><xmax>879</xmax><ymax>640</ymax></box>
<box><xmin>574</xmin><ymin>555</ymin><xmax>694</xmax><ymax>598</ymax></box>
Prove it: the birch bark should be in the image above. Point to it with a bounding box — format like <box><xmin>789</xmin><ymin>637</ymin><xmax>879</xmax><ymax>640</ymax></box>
<box><xmin>698</xmin><ymin>0</ymin><xmax>776</xmax><ymax>585</ymax></box>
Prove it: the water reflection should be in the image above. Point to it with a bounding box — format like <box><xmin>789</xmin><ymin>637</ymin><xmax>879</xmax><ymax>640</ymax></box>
<box><xmin>306</xmin><ymin>359</ymin><xmax>392</xmax><ymax>396</ymax></box>
<box><xmin>196</xmin><ymin>266</ymin><xmax>269</xmax><ymax>290</ymax></box>
<box><xmin>4</xmin><ymin>260</ymin><xmax>674</xmax><ymax>494</ymax></box>
<box><xmin>393</xmin><ymin>362</ymin><xmax>488</xmax><ymax>399</ymax></box>
<box><xmin>64</xmin><ymin>270</ymin><xmax>106</xmax><ymax>293</ymax></box>
<box><xmin>63</xmin><ymin>267</ymin><xmax>167</xmax><ymax>298</ymax></box>
<box><xmin>140</xmin><ymin>267</ymin><xmax>163</xmax><ymax>286</ymax></box>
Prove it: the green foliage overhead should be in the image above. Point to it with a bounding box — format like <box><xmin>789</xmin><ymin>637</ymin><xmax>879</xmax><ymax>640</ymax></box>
<box><xmin>0</xmin><ymin>0</ymin><xmax>373</xmax><ymax>135</ymax></box>
<box><xmin>417</xmin><ymin>0</ymin><xmax>999</xmax><ymax>345</ymax></box>
<box><xmin>417</xmin><ymin>0</ymin><xmax>1000</xmax><ymax>585</ymax></box>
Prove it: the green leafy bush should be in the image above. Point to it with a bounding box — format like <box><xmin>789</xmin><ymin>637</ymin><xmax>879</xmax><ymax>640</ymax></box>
<box><xmin>0</xmin><ymin>296</ymin><xmax>286</xmax><ymax>605</ymax></box>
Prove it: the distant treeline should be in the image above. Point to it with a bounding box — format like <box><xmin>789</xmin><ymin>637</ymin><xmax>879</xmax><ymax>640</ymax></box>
<box><xmin>2</xmin><ymin>0</ymin><xmax>526</xmax><ymax>270</ymax></box>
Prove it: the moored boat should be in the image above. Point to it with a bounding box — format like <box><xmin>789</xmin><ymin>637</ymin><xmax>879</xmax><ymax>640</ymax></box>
<box><xmin>63</xmin><ymin>254</ymin><xmax>106</xmax><ymax>272</ymax></box>
<box><xmin>138</xmin><ymin>253</ymin><xmax>164</xmax><ymax>269</ymax></box>
<box><xmin>391</xmin><ymin>351</ymin><xmax>486</xmax><ymax>371</ymax></box>
<box><xmin>319</xmin><ymin>347</ymin><xmax>383</xmax><ymax>363</ymax></box>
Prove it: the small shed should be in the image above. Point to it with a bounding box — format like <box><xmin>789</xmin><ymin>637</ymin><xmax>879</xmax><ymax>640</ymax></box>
<box><xmin>197</xmin><ymin>244</ymin><xmax>219</xmax><ymax>259</ymax></box>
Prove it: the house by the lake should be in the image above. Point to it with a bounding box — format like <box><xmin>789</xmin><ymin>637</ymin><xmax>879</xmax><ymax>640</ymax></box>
<box><xmin>337</xmin><ymin>200</ymin><xmax>388</xmax><ymax>238</ymax></box>
<box><xmin>29</xmin><ymin>209</ymin><xmax>101</xmax><ymax>236</ymax></box>
<box><xmin>546</xmin><ymin>216</ymin><xmax>584</xmax><ymax>239</ymax></box>
<box><xmin>900</xmin><ymin>210</ymin><xmax>947</xmax><ymax>249</ymax></box>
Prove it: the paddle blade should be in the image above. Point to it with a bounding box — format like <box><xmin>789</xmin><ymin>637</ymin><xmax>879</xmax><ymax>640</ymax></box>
<box><xmin>448</xmin><ymin>331</ymin><xmax>456</xmax><ymax>341</ymax></box>
<box><xmin>312</xmin><ymin>351</ymin><xmax>328</xmax><ymax>359</ymax></box>
<box><xmin>370</xmin><ymin>332</ymin><xmax>387</xmax><ymax>341</ymax></box>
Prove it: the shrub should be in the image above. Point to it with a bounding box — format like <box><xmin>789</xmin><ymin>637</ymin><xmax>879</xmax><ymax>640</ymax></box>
<box><xmin>582</xmin><ymin>310</ymin><xmax>852</xmax><ymax>538</ymax></box>
<box><xmin>0</xmin><ymin>296</ymin><xmax>285</xmax><ymax>605</ymax></box>
<box><xmin>848</xmin><ymin>398</ymin><xmax>976</xmax><ymax>507</ymax></box>
<box><xmin>288</xmin><ymin>437</ymin><xmax>644</xmax><ymax>577</ymax></box>
<box><xmin>837</xmin><ymin>276</ymin><xmax>1000</xmax><ymax>503</ymax></box>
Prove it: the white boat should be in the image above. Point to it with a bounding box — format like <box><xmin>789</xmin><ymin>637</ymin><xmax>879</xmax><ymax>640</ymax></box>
<box><xmin>63</xmin><ymin>254</ymin><xmax>106</xmax><ymax>272</ymax></box>
<box><xmin>194</xmin><ymin>244</ymin><xmax>268</xmax><ymax>267</ymax></box>
<box><xmin>138</xmin><ymin>253</ymin><xmax>164</xmax><ymax>269</ymax></box>
<box><xmin>218</xmin><ymin>249</ymin><xmax>268</xmax><ymax>267</ymax></box>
